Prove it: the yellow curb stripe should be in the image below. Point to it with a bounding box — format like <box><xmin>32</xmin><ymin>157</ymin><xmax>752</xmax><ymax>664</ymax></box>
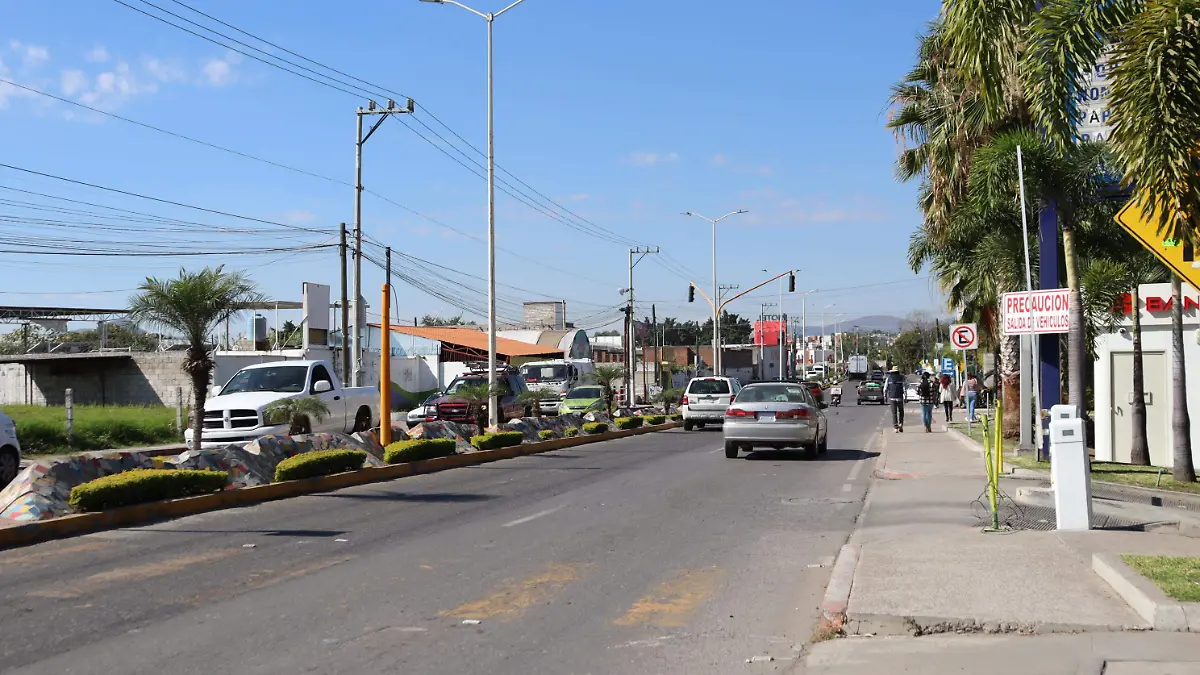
<box><xmin>0</xmin><ymin>423</ymin><xmax>680</xmax><ymax>551</ymax></box>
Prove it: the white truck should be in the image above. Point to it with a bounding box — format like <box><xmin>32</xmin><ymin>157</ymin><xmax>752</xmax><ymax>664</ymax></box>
<box><xmin>846</xmin><ymin>355</ymin><xmax>869</xmax><ymax>381</ymax></box>
<box><xmin>185</xmin><ymin>360</ymin><xmax>379</xmax><ymax>450</ymax></box>
<box><xmin>518</xmin><ymin>358</ymin><xmax>596</xmax><ymax>415</ymax></box>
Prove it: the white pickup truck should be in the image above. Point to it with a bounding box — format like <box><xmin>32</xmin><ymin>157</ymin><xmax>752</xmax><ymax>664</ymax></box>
<box><xmin>185</xmin><ymin>360</ymin><xmax>379</xmax><ymax>450</ymax></box>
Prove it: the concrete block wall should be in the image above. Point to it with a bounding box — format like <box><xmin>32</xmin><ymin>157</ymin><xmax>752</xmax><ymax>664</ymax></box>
<box><xmin>0</xmin><ymin>353</ymin><xmax>193</xmax><ymax>407</ymax></box>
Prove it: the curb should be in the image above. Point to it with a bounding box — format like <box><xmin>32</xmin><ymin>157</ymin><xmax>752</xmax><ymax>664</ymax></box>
<box><xmin>0</xmin><ymin>422</ymin><xmax>680</xmax><ymax>550</ymax></box>
<box><xmin>819</xmin><ymin>543</ymin><xmax>860</xmax><ymax>633</ymax></box>
<box><xmin>1092</xmin><ymin>553</ymin><xmax>1197</xmax><ymax>632</ymax></box>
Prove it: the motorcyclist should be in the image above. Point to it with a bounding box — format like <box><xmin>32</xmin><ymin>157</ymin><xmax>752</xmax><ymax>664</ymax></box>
<box><xmin>882</xmin><ymin>366</ymin><xmax>907</xmax><ymax>432</ymax></box>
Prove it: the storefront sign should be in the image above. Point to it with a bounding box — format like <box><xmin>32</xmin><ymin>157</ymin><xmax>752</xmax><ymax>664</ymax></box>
<box><xmin>1118</xmin><ymin>293</ymin><xmax>1200</xmax><ymax>314</ymax></box>
<box><xmin>1002</xmin><ymin>289</ymin><xmax>1071</xmax><ymax>335</ymax></box>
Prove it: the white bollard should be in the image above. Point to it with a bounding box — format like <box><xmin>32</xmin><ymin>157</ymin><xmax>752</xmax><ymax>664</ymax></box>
<box><xmin>1050</xmin><ymin>415</ymin><xmax>1092</xmax><ymax>530</ymax></box>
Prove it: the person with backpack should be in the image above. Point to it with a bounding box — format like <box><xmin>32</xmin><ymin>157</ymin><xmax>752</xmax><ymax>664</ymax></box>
<box><xmin>882</xmin><ymin>366</ymin><xmax>907</xmax><ymax>432</ymax></box>
<box><xmin>917</xmin><ymin>371</ymin><xmax>938</xmax><ymax>432</ymax></box>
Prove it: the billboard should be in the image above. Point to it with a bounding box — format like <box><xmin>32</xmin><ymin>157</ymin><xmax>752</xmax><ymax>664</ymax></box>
<box><xmin>754</xmin><ymin>320</ymin><xmax>786</xmax><ymax>346</ymax></box>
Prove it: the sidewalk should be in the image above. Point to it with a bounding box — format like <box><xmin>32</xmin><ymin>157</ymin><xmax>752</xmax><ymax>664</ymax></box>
<box><xmin>809</xmin><ymin>414</ymin><xmax>1200</xmax><ymax>673</ymax></box>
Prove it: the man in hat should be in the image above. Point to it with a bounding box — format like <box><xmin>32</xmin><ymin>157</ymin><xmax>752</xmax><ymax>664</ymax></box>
<box><xmin>882</xmin><ymin>366</ymin><xmax>907</xmax><ymax>432</ymax></box>
<box><xmin>917</xmin><ymin>371</ymin><xmax>938</xmax><ymax>432</ymax></box>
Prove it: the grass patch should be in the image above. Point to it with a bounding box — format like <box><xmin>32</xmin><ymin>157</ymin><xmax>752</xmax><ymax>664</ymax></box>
<box><xmin>274</xmin><ymin>449</ymin><xmax>367</xmax><ymax>482</ymax></box>
<box><xmin>1121</xmin><ymin>555</ymin><xmax>1200</xmax><ymax>602</ymax></box>
<box><xmin>384</xmin><ymin>438</ymin><xmax>457</xmax><ymax>464</ymax></box>
<box><xmin>949</xmin><ymin>419</ymin><xmax>1018</xmax><ymax>456</ymax></box>
<box><xmin>3</xmin><ymin>404</ymin><xmax>178</xmax><ymax>455</ymax></box>
<box><xmin>69</xmin><ymin>468</ymin><xmax>228</xmax><ymax>512</ymax></box>
<box><xmin>471</xmin><ymin>431</ymin><xmax>524</xmax><ymax>450</ymax></box>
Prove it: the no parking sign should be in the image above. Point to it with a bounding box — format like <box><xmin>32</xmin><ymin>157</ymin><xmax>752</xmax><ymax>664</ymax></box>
<box><xmin>950</xmin><ymin>323</ymin><xmax>978</xmax><ymax>350</ymax></box>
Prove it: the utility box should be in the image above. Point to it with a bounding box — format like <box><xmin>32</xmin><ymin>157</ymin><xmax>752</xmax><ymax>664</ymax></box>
<box><xmin>1050</xmin><ymin>413</ymin><xmax>1092</xmax><ymax>531</ymax></box>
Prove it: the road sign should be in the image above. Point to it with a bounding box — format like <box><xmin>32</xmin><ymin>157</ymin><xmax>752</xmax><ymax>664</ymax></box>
<box><xmin>1115</xmin><ymin>194</ymin><xmax>1200</xmax><ymax>292</ymax></box>
<box><xmin>950</xmin><ymin>323</ymin><xmax>978</xmax><ymax>350</ymax></box>
<box><xmin>942</xmin><ymin>357</ymin><xmax>955</xmax><ymax>374</ymax></box>
<box><xmin>1002</xmin><ymin>289</ymin><xmax>1071</xmax><ymax>335</ymax></box>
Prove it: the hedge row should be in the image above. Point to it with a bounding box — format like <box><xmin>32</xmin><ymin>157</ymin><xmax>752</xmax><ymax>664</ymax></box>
<box><xmin>384</xmin><ymin>438</ymin><xmax>458</xmax><ymax>464</ymax></box>
<box><xmin>642</xmin><ymin>414</ymin><xmax>667</xmax><ymax>425</ymax></box>
<box><xmin>669</xmin><ymin>413</ymin><xmax>682</xmax><ymax>421</ymax></box>
<box><xmin>538</xmin><ymin>430</ymin><xmax>555</xmax><ymax>441</ymax></box>
<box><xmin>274</xmin><ymin>449</ymin><xmax>367</xmax><ymax>482</ymax></box>
<box><xmin>565</xmin><ymin>427</ymin><xmax>579</xmax><ymax>437</ymax></box>
<box><xmin>69</xmin><ymin>468</ymin><xmax>228</xmax><ymax>512</ymax></box>
<box><xmin>614</xmin><ymin>417</ymin><xmax>644</xmax><ymax>430</ymax></box>
<box><xmin>583</xmin><ymin>422</ymin><xmax>609</xmax><ymax>434</ymax></box>
<box><xmin>471</xmin><ymin>431</ymin><xmax>524</xmax><ymax>450</ymax></box>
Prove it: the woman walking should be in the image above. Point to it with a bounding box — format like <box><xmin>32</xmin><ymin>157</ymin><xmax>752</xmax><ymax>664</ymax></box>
<box><xmin>939</xmin><ymin>374</ymin><xmax>954</xmax><ymax>422</ymax></box>
<box><xmin>961</xmin><ymin>372</ymin><xmax>981</xmax><ymax>421</ymax></box>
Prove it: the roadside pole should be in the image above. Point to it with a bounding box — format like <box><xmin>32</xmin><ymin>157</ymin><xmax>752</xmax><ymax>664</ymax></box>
<box><xmin>380</xmin><ymin>280</ymin><xmax>392</xmax><ymax>446</ymax></box>
<box><xmin>65</xmin><ymin>388</ymin><xmax>73</xmax><ymax>448</ymax></box>
<box><xmin>339</xmin><ymin>223</ymin><xmax>350</xmax><ymax>383</ymax></box>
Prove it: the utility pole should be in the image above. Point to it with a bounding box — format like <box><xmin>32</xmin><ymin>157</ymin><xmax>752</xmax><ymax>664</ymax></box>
<box><xmin>683</xmin><ymin>209</ymin><xmax>748</xmax><ymax>376</ymax></box>
<box><xmin>759</xmin><ymin>302</ymin><xmax>776</xmax><ymax>380</ymax></box>
<box><xmin>339</xmin><ymin>223</ymin><xmax>350</xmax><ymax>382</ymax></box>
<box><xmin>716</xmin><ymin>284</ymin><xmax>738</xmax><ymax>374</ymax></box>
<box><xmin>626</xmin><ymin>246</ymin><xmax>658</xmax><ymax>404</ymax></box>
<box><xmin>652</xmin><ymin>304</ymin><xmax>659</xmax><ymax>389</ymax></box>
<box><xmin>353</xmin><ymin>98</ymin><xmax>414</xmax><ymax>387</ymax></box>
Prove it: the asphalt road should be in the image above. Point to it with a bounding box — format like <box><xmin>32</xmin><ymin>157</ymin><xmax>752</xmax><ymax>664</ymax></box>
<box><xmin>1</xmin><ymin>398</ymin><xmax>885</xmax><ymax>675</ymax></box>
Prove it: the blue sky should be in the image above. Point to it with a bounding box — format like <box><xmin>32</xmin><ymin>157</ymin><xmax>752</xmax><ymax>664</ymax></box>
<box><xmin>0</xmin><ymin>0</ymin><xmax>945</xmax><ymax>336</ymax></box>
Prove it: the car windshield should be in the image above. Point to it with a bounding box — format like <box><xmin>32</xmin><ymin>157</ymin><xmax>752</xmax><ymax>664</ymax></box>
<box><xmin>565</xmin><ymin>386</ymin><xmax>602</xmax><ymax>400</ymax></box>
<box><xmin>445</xmin><ymin>377</ymin><xmax>487</xmax><ymax>394</ymax></box>
<box><xmin>736</xmin><ymin>385</ymin><xmax>809</xmax><ymax>404</ymax></box>
<box><xmin>688</xmin><ymin>379</ymin><xmax>730</xmax><ymax>395</ymax></box>
<box><xmin>521</xmin><ymin>364</ymin><xmax>569</xmax><ymax>382</ymax></box>
<box><xmin>220</xmin><ymin>366</ymin><xmax>308</xmax><ymax>394</ymax></box>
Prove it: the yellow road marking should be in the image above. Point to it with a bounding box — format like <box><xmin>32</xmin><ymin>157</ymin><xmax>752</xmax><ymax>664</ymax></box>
<box><xmin>26</xmin><ymin>549</ymin><xmax>242</xmax><ymax>599</ymax></box>
<box><xmin>614</xmin><ymin>567</ymin><xmax>723</xmax><ymax>627</ymax></box>
<box><xmin>442</xmin><ymin>562</ymin><xmax>583</xmax><ymax>622</ymax></box>
<box><xmin>0</xmin><ymin>541</ymin><xmax>110</xmax><ymax>566</ymax></box>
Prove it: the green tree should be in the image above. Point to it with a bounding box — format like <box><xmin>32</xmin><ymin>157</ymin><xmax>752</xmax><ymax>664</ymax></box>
<box><xmin>128</xmin><ymin>266</ymin><xmax>263</xmax><ymax>450</ymax></box>
<box><xmin>262</xmin><ymin>396</ymin><xmax>332</xmax><ymax>435</ymax></box>
<box><xmin>453</xmin><ymin>383</ymin><xmax>496</xmax><ymax>432</ymax></box>
<box><xmin>517</xmin><ymin>388</ymin><xmax>547</xmax><ymax>417</ymax></box>
<box><xmin>592</xmin><ymin>364</ymin><xmax>624</xmax><ymax>418</ymax></box>
<box><xmin>422</xmin><ymin>314</ymin><xmax>468</xmax><ymax>327</ymax></box>
<box><xmin>655</xmin><ymin>387</ymin><xmax>683</xmax><ymax>415</ymax></box>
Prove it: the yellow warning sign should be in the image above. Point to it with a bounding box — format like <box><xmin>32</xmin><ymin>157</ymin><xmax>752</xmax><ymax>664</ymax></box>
<box><xmin>1115</xmin><ymin>193</ymin><xmax>1199</xmax><ymax>290</ymax></box>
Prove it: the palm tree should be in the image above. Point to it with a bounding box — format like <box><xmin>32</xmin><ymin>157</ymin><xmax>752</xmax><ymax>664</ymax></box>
<box><xmin>262</xmin><ymin>396</ymin><xmax>332</xmax><ymax>435</ymax></box>
<box><xmin>517</xmin><ymin>388</ymin><xmax>546</xmax><ymax>417</ymax></box>
<box><xmin>593</xmin><ymin>365</ymin><xmax>624</xmax><ymax>418</ymax></box>
<box><xmin>655</xmin><ymin>387</ymin><xmax>683</xmax><ymax>415</ymax></box>
<box><xmin>128</xmin><ymin>266</ymin><xmax>263</xmax><ymax>450</ymax></box>
<box><xmin>454</xmin><ymin>383</ymin><xmax>495</xmax><ymax>433</ymax></box>
<box><xmin>1170</xmin><ymin>275</ymin><xmax>1196</xmax><ymax>481</ymax></box>
<box><xmin>1106</xmin><ymin>255</ymin><xmax>1168</xmax><ymax>465</ymax></box>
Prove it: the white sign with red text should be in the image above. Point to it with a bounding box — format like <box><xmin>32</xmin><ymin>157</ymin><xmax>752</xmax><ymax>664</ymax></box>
<box><xmin>1003</xmin><ymin>289</ymin><xmax>1071</xmax><ymax>335</ymax></box>
<box><xmin>950</xmin><ymin>323</ymin><xmax>978</xmax><ymax>350</ymax></box>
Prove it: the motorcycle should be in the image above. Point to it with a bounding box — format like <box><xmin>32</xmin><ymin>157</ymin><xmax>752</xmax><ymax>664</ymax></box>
<box><xmin>829</xmin><ymin>386</ymin><xmax>842</xmax><ymax>407</ymax></box>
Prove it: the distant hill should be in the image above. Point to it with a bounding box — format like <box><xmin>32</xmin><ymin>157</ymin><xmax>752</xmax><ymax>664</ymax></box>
<box><xmin>824</xmin><ymin>315</ymin><xmax>906</xmax><ymax>333</ymax></box>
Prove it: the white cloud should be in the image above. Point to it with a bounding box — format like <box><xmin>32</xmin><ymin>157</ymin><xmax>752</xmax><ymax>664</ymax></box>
<box><xmin>10</xmin><ymin>41</ymin><xmax>49</xmax><ymax>67</ymax></box>
<box><xmin>77</xmin><ymin>60</ymin><xmax>158</xmax><ymax>109</ymax></box>
<box><xmin>85</xmin><ymin>46</ymin><xmax>110</xmax><ymax>63</ymax></box>
<box><xmin>201</xmin><ymin>51</ymin><xmax>242</xmax><ymax>86</ymax></box>
<box><xmin>710</xmin><ymin>153</ymin><xmax>727</xmax><ymax>167</ymax></box>
<box><xmin>145</xmin><ymin>57</ymin><xmax>186</xmax><ymax>83</ymax></box>
<box><xmin>280</xmin><ymin>209</ymin><xmax>317</xmax><ymax>225</ymax></box>
<box><xmin>60</xmin><ymin>69</ymin><xmax>88</xmax><ymax>96</ymax></box>
<box><xmin>626</xmin><ymin>151</ymin><xmax>679</xmax><ymax>166</ymax></box>
<box><xmin>566</xmin><ymin>193</ymin><xmax>589</xmax><ymax>202</ymax></box>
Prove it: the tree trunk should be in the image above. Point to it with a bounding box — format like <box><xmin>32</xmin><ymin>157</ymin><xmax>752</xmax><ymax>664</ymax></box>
<box><xmin>190</xmin><ymin>370</ymin><xmax>208</xmax><ymax>451</ymax></box>
<box><xmin>1062</xmin><ymin>225</ymin><xmax>1086</xmax><ymax>418</ymax></box>
<box><xmin>1000</xmin><ymin>334</ymin><xmax>1020</xmax><ymax>438</ymax></box>
<box><xmin>1170</xmin><ymin>275</ymin><xmax>1195</xmax><ymax>482</ymax></box>
<box><xmin>1129</xmin><ymin>286</ymin><xmax>1150</xmax><ymax>466</ymax></box>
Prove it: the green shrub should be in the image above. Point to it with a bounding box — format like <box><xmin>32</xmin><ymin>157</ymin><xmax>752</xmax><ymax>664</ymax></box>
<box><xmin>538</xmin><ymin>430</ymin><xmax>555</xmax><ymax>441</ymax></box>
<box><xmin>471</xmin><ymin>431</ymin><xmax>524</xmax><ymax>450</ymax></box>
<box><xmin>5</xmin><ymin>404</ymin><xmax>178</xmax><ymax>456</ymax></box>
<box><xmin>274</xmin><ymin>449</ymin><xmax>367</xmax><ymax>482</ymax></box>
<box><xmin>614</xmin><ymin>417</ymin><xmax>644</xmax><ymax>430</ymax></box>
<box><xmin>384</xmin><ymin>438</ymin><xmax>458</xmax><ymax>464</ymax></box>
<box><xmin>583</xmin><ymin>422</ymin><xmax>609</xmax><ymax>435</ymax></box>
<box><xmin>68</xmin><ymin>468</ymin><xmax>228</xmax><ymax>512</ymax></box>
<box><xmin>642</xmin><ymin>414</ymin><xmax>667</xmax><ymax>425</ymax></box>
<box><xmin>669</xmin><ymin>413</ymin><xmax>682</xmax><ymax>421</ymax></box>
<box><xmin>564</xmin><ymin>427</ymin><xmax>579</xmax><ymax>437</ymax></box>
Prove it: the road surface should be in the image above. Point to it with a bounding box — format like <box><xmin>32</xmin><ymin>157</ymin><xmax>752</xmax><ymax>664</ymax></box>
<box><xmin>1</xmin><ymin>400</ymin><xmax>885</xmax><ymax>674</ymax></box>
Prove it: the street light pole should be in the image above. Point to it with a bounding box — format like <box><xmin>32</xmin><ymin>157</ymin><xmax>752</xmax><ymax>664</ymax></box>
<box><xmin>420</xmin><ymin>0</ymin><xmax>529</xmax><ymax>426</ymax></box>
<box><xmin>683</xmin><ymin>210</ymin><xmax>747</xmax><ymax>375</ymax></box>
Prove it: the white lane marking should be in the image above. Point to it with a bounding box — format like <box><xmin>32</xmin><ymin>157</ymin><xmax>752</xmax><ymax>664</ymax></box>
<box><xmin>842</xmin><ymin>483</ymin><xmax>852</xmax><ymax>492</ymax></box>
<box><xmin>846</xmin><ymin>459</ymin><xmax>865</xmax><ymax>482</ymax></box>
<box><xmin>502</xmin><ymin>505</ymin><xmax>564</xmax><ymax>528</ymax></box>
<box><xmin>708</xmin><ymin>446</ymin><xmax>725</xmax><ymax>453</ymax></box>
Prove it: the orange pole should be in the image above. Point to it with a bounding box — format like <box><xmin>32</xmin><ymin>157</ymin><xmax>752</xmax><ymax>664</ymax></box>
<box><xmin>380</xmin><ymin>283</ymin><xmax>392</xmax><ymax>446</ymax></box>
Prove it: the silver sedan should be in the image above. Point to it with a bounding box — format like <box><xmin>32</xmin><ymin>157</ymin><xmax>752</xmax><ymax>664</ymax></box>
<box><xmin>722</xmin><ymin>382</ymin><xmax>828</xmax><ymax>459</ymax></box>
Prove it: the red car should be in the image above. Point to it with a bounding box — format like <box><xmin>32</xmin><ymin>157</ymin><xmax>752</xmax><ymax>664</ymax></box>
<box><xmin>800</xmin><ymin>381</ymin><xmax>824</xmax><ymax>404</ymax></box>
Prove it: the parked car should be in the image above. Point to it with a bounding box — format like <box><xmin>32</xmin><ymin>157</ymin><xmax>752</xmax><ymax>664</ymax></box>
<box><xmin>800</xmin><ymin>380</ymin><xmax>825</xmax><ymax>404</ymax></box>
<box><xmin>558</xmin><ymin>385</ymin><xmax>605</xmax><ymax>415</ymax></box>
<box><xmin>680</xmin><ymin>376</ymin><xmax>742</xmax><ymax>431</ymax></box>
<box><xmin>406</xmin><ymin>392</ymin><xmax>443</xmax><ymax>425</ymax></box>
<box><xmin>185</xmin><ymin>360</ymin><xmax>379</xmax><ymax>450</ymax></box>
<box><xmin>722</xmin><ymin>382</ymin><xmax>828</xmax><ymax>459</ymax></box>
<box><xmin>0</xmin><ymin>408</ymin><xmax>21</xmax><ymax>486</ymax></box>
<box><xmin>857</xmin><ymin>380</ymin><xmax>885</xmax><ymax>405</ymax></box>
<box><xmin>433</xmin><ymin>366</ymin><xmax>529</xmax><ymax>424</ymax></box>
<box><xmin>519</xmin><ymin>358</ymin><xmax>596</xmax><ymax>415</ymax></box>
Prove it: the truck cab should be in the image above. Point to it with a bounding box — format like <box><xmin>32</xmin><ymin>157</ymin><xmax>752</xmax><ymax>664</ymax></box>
<box><xmin>432</xmin><ymin>365</ymin><xmax>530</xmax><ymax>424</ymax></box>
<box><xmin>518</xmin><ymin>359</ymin><xmax>595</xmax><ymax>415</ymax></box>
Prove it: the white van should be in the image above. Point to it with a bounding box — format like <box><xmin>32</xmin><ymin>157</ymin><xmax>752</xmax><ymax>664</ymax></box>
<box><xmin>519</xmin><ymin>358</ymin><xmax>597</xmax><ymax>415</ymax></box>
<box><xmin>1</xmin><ymin>409</ymin><xmax>22</xmax><ymax>486</ymax></box>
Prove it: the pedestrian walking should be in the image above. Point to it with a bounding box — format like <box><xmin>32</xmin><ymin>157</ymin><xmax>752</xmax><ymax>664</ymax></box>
<box><xmin>917</xmin><ymin>371</ymin><xmax>938</xmax><ymax>432</ymax></box>
<box><xmin>882</xmin><ymin>366</ymin><xmax>907</xmax><ymax>432</ymax></box>
<box><xmin>939</xmin><ymin>374</ymin><xmax>954</xmax><ymax>422</ymax></box>
<box><xmin>961</xmin><ymin>372</ymin><xmax>981</xmax><ymax>421</ymax></box>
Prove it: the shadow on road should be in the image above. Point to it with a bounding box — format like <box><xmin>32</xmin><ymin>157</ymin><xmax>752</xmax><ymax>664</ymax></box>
<box><xmin>315</xmin><ymin>491</ymin><xmax>496</xmax><ymax>503</ymax></box>
<box><xmin>743</xmin><ymin>448</ymin><xmax>880</xmax><ymax>462</ymax></box>
<box><xmin>129</xmin><ymin>528</ymin><xmax>349</xmax><ymax>537</ymax></box>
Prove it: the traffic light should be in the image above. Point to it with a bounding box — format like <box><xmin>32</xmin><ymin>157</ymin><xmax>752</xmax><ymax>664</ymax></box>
<box><xmin>688</xmin><ymin>285</ymin><xmax>695</xmax><ymax>303</ymax></box>
<box><xmin>788</xmin><ymin>272</ymin><xmax>796</xmax><ymax>293</ymax></box>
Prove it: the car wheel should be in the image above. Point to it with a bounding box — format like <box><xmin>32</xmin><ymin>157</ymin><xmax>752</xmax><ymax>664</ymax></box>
<box><xmin>802</xmin><ymin>442</ymin><xmax>819</xmax><ymax>461</ymax></box>
<box><xmin>352</xmin><ymin>407</ymin><xmax>372</xmax><ymax>433</ymax></box>
<box><xmin>857</xmin><ymin>400</ymin><xmax>861</xmax><ymax>406</ymax></box>
<box><xmin>683</xmin><ymin>420</ymin><xmax>694</xmax><ymax>431</ymax></box>
<box><xmin>724</xmin><ymin>441</ymin><xmax>739</xmax><ymax>459</ymax></box>
<box><xmin>818</xmin><ymin>434</ymin><xmax>829</xmax><ymax>454</ymax></box>
<box><xmin>0</xmin><ymin>447</ymin><xmax>19</xmax><ymax>486</ymax></box>
<box><xmin>696</xmin><ymin>422</ymin><xmax>706</xmax><ymax>430</ymax></box>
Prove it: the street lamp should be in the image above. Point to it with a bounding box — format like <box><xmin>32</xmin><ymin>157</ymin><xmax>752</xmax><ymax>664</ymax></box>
<box><xmin>834</xmin><ymin>313</ymin><xmax>846</xmax><ymax>377</ymax></box>
<box><xmin>420</xmin><ymin>0</ymin><xmax>530</xmax><ymax>426</ymax></box>
<box><xmin>796</xmin><ymin>289</ymin><xmax>817</xmax><ymax>371</ymax></box>
<box><xmin>683</xmin><ymin>209</ymin><xmax>747</xmax><ymax>375</ymax></box>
